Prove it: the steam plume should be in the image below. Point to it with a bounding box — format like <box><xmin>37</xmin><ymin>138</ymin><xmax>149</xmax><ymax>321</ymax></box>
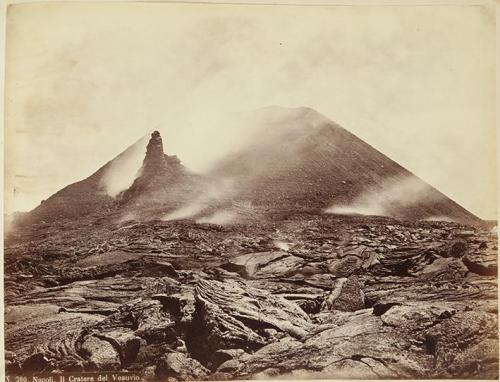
<box><xmin>99</xmin><ymin>135</ymin><xmax>150</xmax><ymax>197</ymax></box>
<box><xmin>196</xmin><ymin>210</ymin><xmax>238</xmax><ymax>225</ymax></box>
<box><xmin>162</xmin><ymin>178</ymin><xmax>236</xmax><ymax>221</ymax></box>
<box><xmin>326</xmin><ymin>176</ymin><xmax>441</xmax><ymax>218</ymax></box>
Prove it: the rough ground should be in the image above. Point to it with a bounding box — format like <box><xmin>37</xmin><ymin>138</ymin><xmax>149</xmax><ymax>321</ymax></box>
<box><xmin>4</xmin><ymin>213</ymin><xmax>498</xmax><ymax>380</ymax></box>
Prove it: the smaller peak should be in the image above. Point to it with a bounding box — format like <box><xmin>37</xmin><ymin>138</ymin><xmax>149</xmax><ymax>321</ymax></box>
<box><xmin>142</xmin><ymin>130</ymin><xmax>167</xmax><ymax>173</ymax></box>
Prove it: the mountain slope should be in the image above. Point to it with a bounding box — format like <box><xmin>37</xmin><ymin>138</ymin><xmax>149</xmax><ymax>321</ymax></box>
<box><xmin>119</xmin><ymin>131</ymin><xmax>205</xmax><ymax>213</ymax></box>
<box><xmin>15</xmin><ymin>131</ymin><xmax>195</xmax><ymax>225</ymax></box>
<box><xmin>13</xmin><ymin>106</ymin><xmax>482</xmax><ymax>226</ymax></box>
<box><xmin>211</xmin><ymin>107</ymin><xmax>481</xmax><ymax>224</ymax></box>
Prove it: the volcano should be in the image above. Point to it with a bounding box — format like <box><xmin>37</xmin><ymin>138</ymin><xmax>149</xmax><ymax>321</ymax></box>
<box><xmin>210</xmin><ymin>107</ymin><xmax>481</xmax><ymax>224</ymax></box>
<box><xmin>14</xmin><ymin>107</ymin><xmax>481</xmax><ymax>226</ymax></box>
<box><xmin>17</xmin><ymin>130</ymin><xmax>201</xmax><ymax>225</ymax></box>
<box><xmin>4</xmin><ymin>107</ymin><xmax>497</xmax><ymax>380</ymax></box>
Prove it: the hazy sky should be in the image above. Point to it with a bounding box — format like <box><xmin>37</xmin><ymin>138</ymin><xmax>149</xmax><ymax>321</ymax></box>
<box><xmin>4</xmin><ymin>1</ymin><xmax>497</xmax><ymax>219</ymax></box>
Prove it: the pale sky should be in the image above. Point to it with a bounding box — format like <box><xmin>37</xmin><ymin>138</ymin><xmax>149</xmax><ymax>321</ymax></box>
<box><xmin>4</xmin><ymin>1</ymin><xmax>497</xmax><ymax>219</ymax></box>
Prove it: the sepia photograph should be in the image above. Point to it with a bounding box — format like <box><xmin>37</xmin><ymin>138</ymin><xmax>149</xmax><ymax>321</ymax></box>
<box><xmin>2</xmin><ymin>0</ymin><xmax>498</xmax><ymax>380</ymax></box>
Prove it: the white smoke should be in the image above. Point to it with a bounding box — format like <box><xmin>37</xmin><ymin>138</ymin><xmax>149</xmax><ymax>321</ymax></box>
<box><xmin>196</xmin><ymin>210</ymin><xmax>237</xmax><ymax>225</ymax></box>
<box><xmin>421</xmin><ymin>215</ymin><xmax>456</xmax><ymax>223</ymax></box>
<box><xmin>162</xmin><ymin>178</ymin><xmax>236</xmax><ymax>221</ymax></box>
<box><xmin>99</xmin><ymin>135</ymin><xmax>150</xmax><ymax>197</ymax></box>
<box><xmin>116</xmin><ymin>211</ymin><xmax>138</xmax><ymax>224</ymax></box>
<box><xmin>163</xmin><ymin>202</ymin><xmax>206</xmax><ymax>221</ymax></box>
<box><xmin>326</xmin><ymin>176</ymin><xmax>440</xmax><ymax>218</ymax></box>
<box><xmin>273</xmin><ymin>240</ymin><xmax>292</xmax><ymax>251</ymax></box>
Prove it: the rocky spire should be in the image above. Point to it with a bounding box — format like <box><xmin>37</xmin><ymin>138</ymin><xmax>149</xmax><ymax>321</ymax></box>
<box><xmin>119</xmin><ymin>130</ymin><xmax>187</xmax><ymax>204</ymax></box>
<box><xmin>141</xmin><ymin>131</ymin><xmax>168</xmax><ymax>176</ymax></box>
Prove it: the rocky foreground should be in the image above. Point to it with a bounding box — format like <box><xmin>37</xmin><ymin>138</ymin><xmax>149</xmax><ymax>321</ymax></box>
<box><xmin>4</xmin><ymin>213</ymin><xmax>499</xmax><ymax>379</ymax></box>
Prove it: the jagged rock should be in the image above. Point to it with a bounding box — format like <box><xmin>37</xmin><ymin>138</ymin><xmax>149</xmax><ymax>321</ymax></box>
<box><xmin>97</xmin><ymin>330</ymin><xmax>142</xmax><ymax>366</ymax></box>
<box><xmin>361</xmin><ymin>251</ymin><xmax>381</xmax><ymax>269</ymax></box>
<box><xmin>199</xmin><ymin>278</ymin><xmax>311</xmax><ymax>338</ymax></box>
<box><xmin>4</xmin><ymin>209</ymin><xmax>498</xmax><ymax>379</ymax></box>
<box><xmin>221</xmin><ymin>251</ymin><xmax>304</xmax><ymax>278</ymax></box>
<box><xmin>93</xmin><ymin>299</ymin><xmax>178</xmax><ymax>344</ymax></box>
<box><xmin>303</xmin><ymin>273</ymin><xmax>337</xmax><ymax>288</ymax></box>
<box><xmin>292</xmin><ymin>263</ymin><xmax>324</xmax><ymax>277</ymax></box>
<box><xmin>212</xmin><ymin>349</ymin><xmax>246</xmax><ymax>369</ymax></box>
<box><xmin>323</xmin><ymin>276</ymin><xmax>365</xmax><ymax>312</ymax></box>
<box><xmin>338</xmin><ymin>246</ymin><xmax>380</xmax><ymax>271</ymax></box>
<box><xmin>119</xmin><ymin>131</ymin><xmax>193</xmax><ymax>209</ymax></box>
<box><xmin>380</xmin><ymin>303</ymin><xmax>456</xmax><ymax>330</ymax></box>
<box><xmin>156</xmin><ymin>352</ymin><xmax>208</xmax><ymax>380</ymax></box>
<box><xmin>447</xmin><ymin>339</ymin><xmax>499</xmax><ymax>379</ymax></box>
<box><xmin>80</xmin><ymin>336</ymin><xmax>121</xmax><ymax>370</ymax></box>
<box><xmin>135</xmin><ymin>131</ymin><xmax>168</xmax><ymax>178</ymax></box>
<box><xmin>340</xmin><ymin>245</ymin><xmax>369</xmax><ymax>258</ymax></box>
<box><xmin>364</xmin><ymin>273</ymin><xmax>497</xmax><ymax>313</ymax></box>
<box><xmin>447</xmin><ymin>240</ymin><xmax>467</xmax><ymax>258</ymax></box>
<box><xmin>130</xmin><ymin>342</ymin><xmax>173</xmax><ymax>371</ymax></box>
<box><xmin>281</xmin><ymin>293</ymin><xmax>324</xmax><ymax>314</ymax></box>
<box><xmin>463</xmin><ymin>251</ymin><xmax>498</xmax><ymax>276</ymax></box>
<box><xmin>327</xmin><ymin>256</ymin><xmax>362</xmax><ymax>277</ymax></box>
<box><xmin>152</xmin><ymin>291</ymin><xmax>196</xmax><ymax>326</ymax></box>
<box><xmin>236</xmin><ymin>310</ymin><xmax>428</xmax><ymax>379</ymax></box>
<box><xmin>410</xmin><ymin>257</ymin><xmax>468</xmax><ymax>281</ymax></box>
<box><xmin>377</xmin><ymin>249</ymin><xmax>438</xmax><ymax>276</ymax></box>
<box><xmin>424</xmin><ymin>311</ymin><xmax>498</xmax><ymax>377</ymax></box>
<box><xmin>139</xmin><ymin>260</ymin><xmax>178</xmax><ymax>278</ymax></box>
<box><xmin>217</xmin><ymin>359</ymin><xmax>242</xmax><ymax>373</ymax></box>
<box><xmin>5</xmin><ymin>305</ymin><xmax>103</xmax><ymax>373</ymax></box>
<box><xmin>57</xmin><ymin>258</ymin><xmax>178</xmax><ymax>285</ymax></box>
<box><xmin>189</xmin><ymin>278</ymin><xmax>312</xmax><ymax>364</ymax></box>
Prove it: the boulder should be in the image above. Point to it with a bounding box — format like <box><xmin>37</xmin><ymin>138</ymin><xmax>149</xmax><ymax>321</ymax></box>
<box><xmin>140</xmin><ymin>260</ymin><xmax>178</xmax><ymax>278</ymax></box>
<box><xmin>93</xmin><ymin>299</ymin><xmax>178</xmax><ymax>344</ymax></box>
<box><xmin>97</xmin><ymin>330</ymin><xmax>142</xmax><ymax>366</ymax></box>
<box><xmin>221</xmin><ymin>251</ymin><xmax>304</xmax><ymax>278</ymax></box>
<box><xmin>410</xmin><ymin>257</ymin><xmax>468</xmax><ymax>281</ymax></box>
<box><xmin>424</xmin><ymin>311</ymin><xmax>498</xmax><ymax>376</ymax></box>
<box><xmin>380</xmin><ymin>303</ymin><xmax>456</xmax><ymax>330</ymax></box>
<box><xmin>463</xmin><ymin>251</ymin><xmax>498</xmax><ymax>276</ymax></box>
<box><xmin>216</xmin><ymin>359</ymin><xmax>242</xmax><ymax>373</ymax></box>
<box><xmin>236</xmin><ymin>311</ymin><xmax>427</xmax><ymax>379</ymax></box>
<box><xmin>80</xmin><ymin>336</ymin><xmax>121</xmax><ymax>370</ymax></box>
<box><xmin>322</xmin><ymin>276</ymin><xmax>365</xmax><ymax>312</ymax></box>
<box><xmin>327</xmin><ymin>256</ymin><xmax>362</xmax><ymax>277</ymax></box>
<box><xmin>303</xmin><ymin>273</ymin><xmax>336</xmax><ymax>288</ymax></box>
<box><xmin>446</xmin><ymin>240</ymin><xmax>467</xmax><ymax>258</ymax></box>
<box><xmin>190</xmin><ymin>278</ymin><xmax>312</xmax><ymax>364</ymax></box>
<box><xmin>152</xmin><ymin>291</ymin><xmax>196</xmax><ymax>326</ymax></box>
<box><xmin>156</xmin><ymin>352</ymin><xmax>208</xmax><ymax>380</ymax></box>
<box><xmin>447</xmin><ymin>339</ymin><xmax>499</xmax><ymax>379</ymax></box>
<box><xmin>212</xmin><ymin>348</ymin><xmax>246</xmax><ymax>369</ymax></box>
